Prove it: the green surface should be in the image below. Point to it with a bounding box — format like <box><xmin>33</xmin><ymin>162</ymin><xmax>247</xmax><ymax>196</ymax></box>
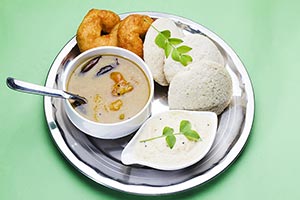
<box><xmin>1</xmin><ymin>0</ymin><xmax>300</xmax><ymax>199</ymax></box>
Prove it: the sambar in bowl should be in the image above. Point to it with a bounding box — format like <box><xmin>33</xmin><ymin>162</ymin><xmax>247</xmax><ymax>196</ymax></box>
<box><xmin>61</xmin><ymin>47</ymin><xmax>154</xmax><ymax>139</ymax></box>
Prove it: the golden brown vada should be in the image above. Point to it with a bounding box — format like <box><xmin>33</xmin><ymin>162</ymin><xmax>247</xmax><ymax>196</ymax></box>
<box><xmin>117</xmin><ymin>14</ymin><xmax>153</xmax><ymax>58</ymax></box>
<box><xmin>76</xmin><ymin>9</ymin><xmax>120</xmax><ymax>52</ymax></box>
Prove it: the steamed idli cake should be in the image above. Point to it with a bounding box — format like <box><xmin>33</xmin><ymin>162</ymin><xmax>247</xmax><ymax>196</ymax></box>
<box><xmin>143</xmin><ymin>18</ymin><xmax>184</xmax><ymax>86</ymax></box>
<box><xmin>168</xmin><ymin>60</ymin><xmax>232</xmax><ymax>115</ymax></box>
<box><xmin>164</xmin><ymin>34</ymin><xmax>225</xmax><ymax>83</ymax></box>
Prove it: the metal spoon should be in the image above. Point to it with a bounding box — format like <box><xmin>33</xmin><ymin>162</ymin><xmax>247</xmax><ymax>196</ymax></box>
<box><xmin>6</xmin><ymin>77</ymin><xmax>87</xmax><ymax>104</ymax></box>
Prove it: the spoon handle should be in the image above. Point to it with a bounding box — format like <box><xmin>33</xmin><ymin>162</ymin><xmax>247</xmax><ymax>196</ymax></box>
<box><xmin>6</xmin><ymin>77</ymin><xmax>71</xmax><ymax>99</ymax></box>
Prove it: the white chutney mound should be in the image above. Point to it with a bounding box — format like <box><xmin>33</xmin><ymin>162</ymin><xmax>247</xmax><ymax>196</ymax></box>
<box><xmin>143</xmin><ymin>18</ymin><xmax>184</xmax><ymax>86</ymax></box>
<box><xmin>168</xmin><ymin>60</ymin><xmax>232</xmax><ymax>115</ymax></box>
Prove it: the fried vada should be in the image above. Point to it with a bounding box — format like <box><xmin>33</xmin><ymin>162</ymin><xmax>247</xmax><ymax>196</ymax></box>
<box><xmin>76</xmin><ymin>9</ymin><xmax>120</xmax><ymax>52</ymax></box>
<box><xmin>118</xmin><ymin>14</ymin><xmax>153</xmax><ymax>58</ymax></box>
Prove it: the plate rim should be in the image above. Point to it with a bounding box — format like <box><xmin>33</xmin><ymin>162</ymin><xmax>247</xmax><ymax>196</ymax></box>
<box><xmin>44</xmin><ymin>11</ymin><xmax>255</xmax><ymax>195</ymax></box>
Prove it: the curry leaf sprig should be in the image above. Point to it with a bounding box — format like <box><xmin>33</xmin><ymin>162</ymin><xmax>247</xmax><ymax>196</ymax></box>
<box><xmin>140</xmin><ymin>120</ymin><xmax>201</xmax><ymax>149</ymax></box>
<box><xmin>148</xmin><ymin>22</ymin><xmax>193</xmax><ymax>66</ymax></box>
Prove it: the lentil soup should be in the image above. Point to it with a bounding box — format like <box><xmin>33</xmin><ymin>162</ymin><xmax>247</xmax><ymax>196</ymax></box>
<box><xmin>67</xmin><ymin>55</ymin><xmax>150</xmax><ymax>123</ymax></box>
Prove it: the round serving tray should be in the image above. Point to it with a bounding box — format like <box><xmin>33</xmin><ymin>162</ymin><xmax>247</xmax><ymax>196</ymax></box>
<box><xmin>44</xmin><ymin>12</ymin><xmax>254</xmax><ymax>195</ymax></box>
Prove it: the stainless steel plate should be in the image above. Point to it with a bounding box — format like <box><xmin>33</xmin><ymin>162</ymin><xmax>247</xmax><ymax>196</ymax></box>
<box><xmin>44</xmin><ymin>12</ymin><xmax>254</xmax><ymax>195</ymax></box>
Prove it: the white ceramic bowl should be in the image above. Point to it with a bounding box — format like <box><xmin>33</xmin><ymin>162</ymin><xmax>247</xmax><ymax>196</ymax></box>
<box><xmin>61</xmin><ymin>47</ymin><xmax>154</xmax><ymax>139</ymax></box>
<box><xmin>121</xmin><ymin>110</ymin><xmax>218</xmax><ymax>170</ymax></box>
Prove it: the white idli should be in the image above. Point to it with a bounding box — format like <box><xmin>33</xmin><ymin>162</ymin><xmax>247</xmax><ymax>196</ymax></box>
<box><xmin>164</xmin><ymin>34</ymin><xmax>225</xmax><ymax>83</ymax></box>
<box><xmin>168</xmin><ymin>60</ymin><xmax>232</xmax><ymax>115</ymax></box>
<box><xmin>143</xmin><ymin>18</ymin><xmax>184</xmax><ymax>86</ymax></box>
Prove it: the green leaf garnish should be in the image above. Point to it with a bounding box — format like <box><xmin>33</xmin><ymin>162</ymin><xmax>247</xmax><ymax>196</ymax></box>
<box><xmin>168</xmin><ymin>38</ymin><xmax>183</xmax><ymax>45</ymax></box>
<box><xmin>160</xmin><ymin>30</ymin><xmax>171</xmax><ymax>38</ymax></box>
<box><xmin>171</xmin><ymin>48</ymin><xmax>180</xmax><ymax>61</ymax></box>
<box><xmin>180</xmin><ymin>120</ymin><xmax>192</xmax><ymax>133</ymax></box>
<box><xmin>176</xmin><ymin>45</ymin><xmax>192</xmax><ymax>54</ymax></box>
<box><xmin>180</xmin><ymin>54</ymin><xmax>193</xmax><ymax>66</ymax></box>
<box><xmin>140</xmin><ymin>120</ymin><xmax>201</xmax><ymax>149</ymax></box>
<box><xmin>162</xmin><ymin>127</ymin><xmax>176</xmax><ymax>148</ymax></box>
<box><xmin>166</xmin><ymin>135</ymin><xmax>176</xmax><ymax>149</ymax></box>
<box><xmin>183</xmin><ymin>130</ymin><xmax>201</xmax><ymax>141</ymax></box>
<box><xmin>162</xmin><ymin>126</ymin><xmax>174</xmax><ymax>136</ymax></box>
<box><xmin>155</xmin><ymin>30</ymin><xmax>170</xmax><ymax>48</ymax></box>
<box><xmin>164</xmin><ymin>43</ymin><xmax>172</xmax><ymax>58</ymax></box>
<box><xmin>145</xmin><ymin>19</ymin><xmax>193</xmax><ymax>66</ymax></box>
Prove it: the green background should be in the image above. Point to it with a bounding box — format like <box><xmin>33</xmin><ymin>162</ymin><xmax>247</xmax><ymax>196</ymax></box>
<box><xmin>1</xmin><ymin>0</ymin><xmax>299</xmax><ymax>199</ymax></box>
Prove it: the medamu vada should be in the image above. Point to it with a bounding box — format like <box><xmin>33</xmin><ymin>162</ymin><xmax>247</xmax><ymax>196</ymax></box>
<box><xmin>117</xmin><ymin>14</ymin><xmax>153</xmax><ymax>58</ymax></box>
<box><xmin>76</xmin><ymin>9</ymin><xmax>120</xmax><ymax>52</ymax></box>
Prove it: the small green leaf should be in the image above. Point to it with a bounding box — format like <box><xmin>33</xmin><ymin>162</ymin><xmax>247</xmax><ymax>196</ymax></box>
<box><xmin>180</xmin><ymin>58</ymin><xmax>187</xmax><ymax>66</ymax></box>
<box><xmin>155</xmin><ymin>34</ymin><xmax>167</xmax><ymax>48</ymax></box>
<box><xmin>180</xmin><ymin>120</ymin><xmax>192</xmax><ymax>133</ymax></box>
<box><xmin>166</xmin><ymin>135</ymin><xmax>176</xmax><ymax>149</ymax></box>
<box><xmin>168</xmin><ymin>38</ymin><xmax>183</xmax><ymax>45</ymax></box>
<box><xmin>183</xmin><ymin>130</ymin><xmax>201</xmax><ymax>141</ymax></box>
<box><xmin>160</xmin><ymin>30</ymin><xmax>171</xmax><ymax>38</ymax></box>
<box><xmin>148</xmin><ymin>23</ymin><xmax>193</xmax><ymax>66</ymax></box>
<box><xmin>176</xmin><ymin>45</ymin><xmax>192</xmax><ymax>54</ymax></box>
<box><xmin>162</xmin><ymin>126</ymin><xmax>174</xmax><ymax>136</ymax></box>
<box><xmin>139</xmin><ymin>120</ymin><xmax>201</xmax><ymax>149</ymax></box>
<box><xmin>171</xmin><ymin>49</ymin><xmax>180</xmax><ymax>61</ymax></box>
<box><xmin>179</xmin><ymin>54</ymin><xmax>193</xmax><ymax>66</ymax></box>
<box><xmin>164</xmin><ymin>43</ymin><xmax>172</xmax><ymax>58</ymax></box>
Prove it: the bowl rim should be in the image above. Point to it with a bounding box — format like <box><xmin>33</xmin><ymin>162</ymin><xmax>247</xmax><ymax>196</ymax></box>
<box><xmin>62</xmin><ymin>46</ymin><xmax>154</xmax><ymax>127</ymax></box>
